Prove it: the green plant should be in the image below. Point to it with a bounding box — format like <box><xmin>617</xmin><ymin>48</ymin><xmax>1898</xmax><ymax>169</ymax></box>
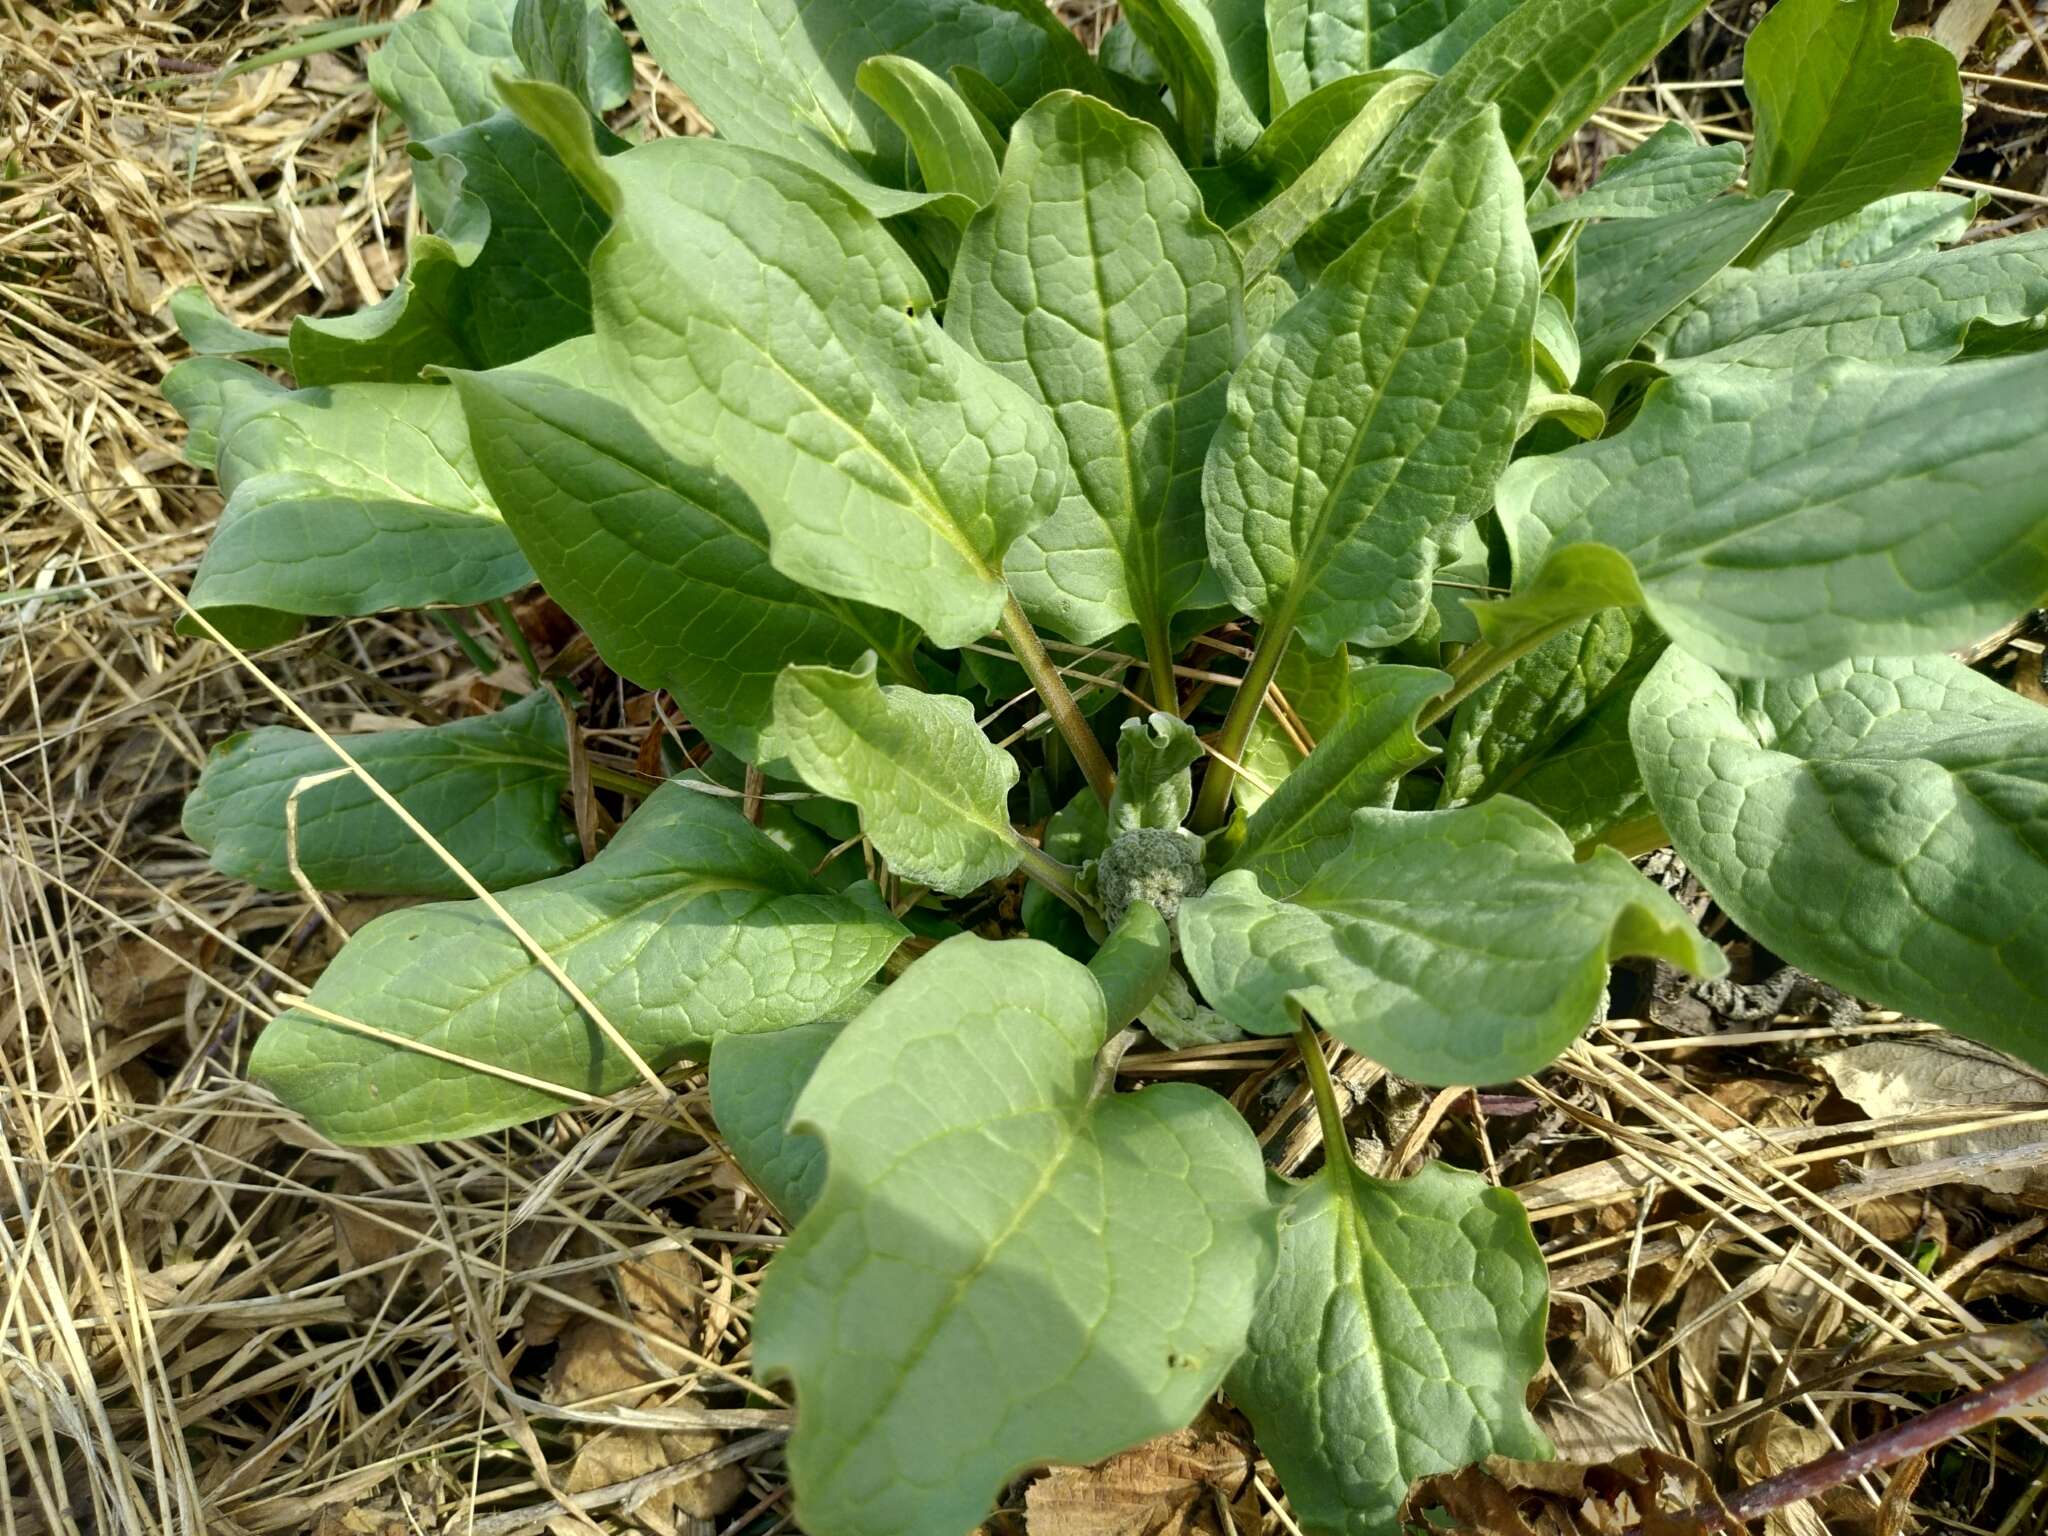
<box><xmin>163</xmin><ymin>0</ymin><xmax>2048</xmax><ymax>1528</ymax></box>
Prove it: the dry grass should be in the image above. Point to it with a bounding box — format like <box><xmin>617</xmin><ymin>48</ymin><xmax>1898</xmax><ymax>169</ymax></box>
<box><xmin>4</xmin><ymin>3</ymin><xmax>2047</xmax><ymax>1534</ymax></box>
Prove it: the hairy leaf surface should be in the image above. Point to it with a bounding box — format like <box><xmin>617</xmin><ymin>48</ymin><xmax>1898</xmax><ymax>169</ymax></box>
<box><xmin>753</xmin><ymin>935</ymin><xmax>1277</xmax><ymax>1536</ymax></box>
<box><xmin>1206</xmin><ymin>109</ymin><xmax>1536</xmax><ymax>655</ymax></box>
<box><xmin>184</xmin><ymin>690</ymin><xmax>574</xmax><ymax>896</ymax></box>
<box><xmin>952</xmin><ymin>92</ymin><xmax>1243</xmax><ymax>647</ymax></box>
<box><xmin>1184</xmin><ymin>801</ymin><xmax>1722</xmax><ymax>1082</ymax></box>
<box><xmin>594</xmin><ymin>137</ymin><xmax>1067</xmax><ymax>647</ymax></box>
<box><xmin>1111</xmin><ymin>712</ymin><xmax>1207</xmax><ymax>834</ymax></box>
<box><xmin>452</xmin><ymin>339</ymin><xmax>916</xmax><ymax>763</ymax></box>
<box><xmin>1232</xmin><ymin>1162</ymin><xmax>1550</xmax><ymax>1536</ymax></box>
<box><xmin>249</xmin><ymin>782</ymin><xmax>904</xmax><ymax>1144</ymax></box>
<box><xmin>770</xmin><ymin>656</ymin><xmax>1022</xmax><ymax>895</ymax></box>
<box><xmin>1118</xmin><ymin>0</ymin><xmax>1266</xmax><ymax>160</ymax></box>
<box><xmin>1635</xmin><ymin>651</ymin><xmax>2048</xmax><ymax>1067</ymax></box>
<box><xmin>1495</xmin><ymin>353</ymin><xmax>2048</xmax><ymax>677</ymax></box>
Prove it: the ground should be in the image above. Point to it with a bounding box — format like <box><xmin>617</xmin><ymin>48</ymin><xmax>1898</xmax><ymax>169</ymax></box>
<box><xmin>5</xmin><ymin>2</ymin><xmax>2048</xmax><ymax>1533</ymax></box>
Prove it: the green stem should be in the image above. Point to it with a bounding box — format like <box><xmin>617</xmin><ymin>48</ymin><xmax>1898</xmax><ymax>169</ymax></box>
<box><xmin>585</xmin><ymin>761</ymin><xmax>658</xmax><ymax>798</ymax></box>
<box><xmin>1013</xmin><ymin>837</ymin><xmax>1096</xmax><ymax>931</ymax></box>
<box><xmin>1295</xmin><ymin>1018</ymin><xmax>1357</xmax><ymax>1195</ymax></box>
<box><xmin>1000</xmin><ymin>596</ymin><xmax>1115</xmax><ymax>808</ymax></box>
<box><xmin>1188</xmin><ymin>616</ymin><xmax>1293</xmax><ymax>833</ymax></box>
<box><xmin>431</xmin><ymin>608</ymin><xmax>502</xmax><ymax>677</ymax></box>
<box><xmin>488</xmin><ymin>598</ymin><xmax>543</xmax><ymax>687</ymax></box>
<box><xmin>1140</xmin><ymin>619</ymin><xmax>1181</xmax><ymax>717</ymax></box>
<box><xmin>1415</xmin><ymin>615</ymin><xmax>1579</xmax><ymax>736</ymax></box>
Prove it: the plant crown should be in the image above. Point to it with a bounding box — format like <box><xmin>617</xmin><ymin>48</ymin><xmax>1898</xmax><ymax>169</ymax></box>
<box><xmin>165</xmin><ymin>0</ymin><xmax>2048</xmax><ymax>1529</ymax></box>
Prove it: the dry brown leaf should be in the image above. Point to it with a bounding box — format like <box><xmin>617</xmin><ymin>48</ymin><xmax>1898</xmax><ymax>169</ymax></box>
<box><xmin>542</xmin><ymin>1248</ymin><xmax>744</xmax><ymax>1534</ymax></box>
<box><xmin>1404</xmin><ymin>1450</ymin><xmax>1722</xmax><ymax>1536</ymax></box>
<box><xmin>1023</xmin><ymin>1415</ymin><xmax>1255</xmax><ymax>1536</ymax></box>
<box><xmin>1820</xmin><ymin>1038</ymin><xmax>2048</xmax><ymax>1195</ymax></box>
<box><xmin>1734</xmin><ymin>1414</ymin><xmax>1834</xmax><ymax>1536</ymax></box>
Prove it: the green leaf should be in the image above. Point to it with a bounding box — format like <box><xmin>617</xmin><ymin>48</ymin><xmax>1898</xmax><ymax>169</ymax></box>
<box><xmin>169</xmin><ymin>286</ymin><xmax>292</xmax><ymax>369</ymax></box>
<box><xmin>1119</xmin><ymin>0</ymin><xmax>1268</xmax><ymax>161</ymax></box>
<box><xmin>162</xmin><ymin>356</ymin><xmax>288</xmax><ymax>471</ymax></box>
<box><xmin>1749</xmin><ymin>189</ymin><xmax>1977</xmax><ymax>275</ymax></box>
<box><xmin>450</xmin><ymin>338</ymin><xmax>917</xmax><ymax>763</ymax></box>
<box><xmin>1183</xmin><ymin>799</ymin><xmax>1724</xmax><ymax>1082</ymax></box>
<box><xmin>1229</xmin><ymin>71</ymin><xmax>1433</xmax><ymax>284</ymax></box>
<box><xmin>1743</xmin><ymin>0</ymin><xmax>1962</xmax><ymax>260</ymax></box>
<box><xmin>1520</xmin><ymin>390</ymin><xmax>1604</xmax><ymax>440</ymax></box>
<box><xmin>1266</xmin><ymin>0</ymin><xmax>1369</xmax><ymax>113</ymax></box>
<box><xmin>1634</xmin><ymin>649</ymin><xmax>2048</xmax><ymax>1068</ymax></box>
<box><xmin>1495</xmin><ymin>353</ymin><xmax>2048</xmax><ymax>677</ymax></box>
<box><xmin>594</xmin><ymin>137</ymin><xmax>1067</xmax><ymax>648</ymax></box>
<box><xmin>951</xmin><ymin>92</ymin><xmax>1244</xmax><ymax>649</ymax></box>
<box><xmin>368</xmin><ymin>0</ymin><xmax>522</xmax><ymax>139</ymax></box>
<box><xmin>855</xmin><ymin>55</ymin><xmax>1000</xmax><ymax>223</ymax></box>
<box><xmin>753</xmin><ymin>933</ymin><xmax>1277</xmax><ymax>1536</ymax></box>
<box><xmin>1089</xmin><ymin>900</ymin><xmax>1176</xmax><ymax>1028</ymax></box>
<box><xmin>1312</xmin><ymin>0</ymin><xmax>1712</xmax><ymax>258</ymax></box>
<box><xmin>183</xmin><ymin>689</ymin><xmax>575</xmax><ymax>897</ymax></box>
<box><xmin>623</xmin><ymin>0</ymin><xmax>1094</xmax><ymax>211</ymax></box>
<box><xmin>710</xmin><ymin>1019</ymin><xmax>843</xmax><ymax>1223</ymax></box>
<box><xmin>510</xmin><ymin>0</ymin><xmax>632</xmax><ymax>112</ymax></box>
<box><xmin>1110</xmin><ymin>712</ymin><xmax>1206</xmax><ymax>834</ymax></box>
<box><xmin>1572</xmin><ymin>191</ymin><xmax>1788</xmax><ymax>383</ymax></box>
<box><xmin>1526</xmin><ymin>122</ymin><xmax>1745</xmax><ymax>230</ymax></box>
<box><xmin>187</xmin><ymin>381</ymin><xmax>531</xmax><ymax>645</ymax></box>
<box><xmin>1022</xmin><ymin>785</ymin><xmax>1112</xmax><ymax>957</ymax></box>
<box><xmin>1206</xmin><ymin>108</ymin><xmax>1536</xmax><ymax>654</ymax></box>
<box><xmin>770</xmin><ymin>655</ymin><xmax>1022</xmax><ymax>895</ymax></box>
<box><xmin>1232</xmin><ymin>1162</ymin><xmax>1550</xmax><ymax>1536</ymax></box>
<box><xmin>1648</xmin><ymin>227</ymin><xmax>2048</xmax><ymax>374</ymax></box>
<box><xmin>1440</xmin><ymin>608</ymin><xmax>1661</xmax><ymax>805</ymax></box>
<box><xmin>249</xmin><ymin>781</ymin><xmax>905</xmax><ymax>1145</ymax></box>
<box><xmin>1509</xmin><ymin>676</ymin><xmax>1656</xmax><ymax>851</ymax></box>
<box><xmin>1240</xmin><ymin>642</ymin><xmax>1356</xmax><ymax>815</ymax></box>
<box><xmin>1531</xmin><ymin>292</ymin><xmax>1578</xmax><ymax>391</ymax></box>
<box><xmin>1230</xmin><ymin>664</ymin><xmax>1449</xmax><ymax>896</ymax></box>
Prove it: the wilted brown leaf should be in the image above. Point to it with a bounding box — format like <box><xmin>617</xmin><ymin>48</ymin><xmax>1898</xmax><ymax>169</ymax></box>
<box><xmin>1023</xmin><ymin>1414</ymin><xmax>1256</xmax><ymax>1536</ymax></box>
<box><xmin>1820</xmin><ymin>1038</ymin><xmax>2048</xmax><ymax>1196</ymax></box>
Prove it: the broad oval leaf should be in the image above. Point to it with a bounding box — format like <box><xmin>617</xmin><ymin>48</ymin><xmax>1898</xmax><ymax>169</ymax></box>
<box><xmin>1633</xmin><ymin>649</ymin><xmax>2048</xmax><ymax>1070</ymax></box>
<box><xmin>183</xmin><ymin>689</ymin><xmax>574</xmax><ymax>897</ymax></box>
<box><xmin>1439</xmin><ymin>608</ymin><xmax>1662</xmax><ymax>807</ymax></box>
<box><xmin>951</xmin><ymin>91</ymin><xmax>1245</xmax><ymax>649</ymax></box>
<box><xmin>1183</xmin><ymin>800</ymin><xmax>1723</xmax><ymax>1083</ymax></box>
<box><xmin>753</xmin><ymin>933</ymin><xmax>1278</xmax><ymax>1536</ymax></box>
<box><xmin>623</xmin><ymin>0</ymin><xmax>1094</xmax><ymax>212</ymax></box>
<box><xmin>451</xmin><ymin>338</ymin><xmax>918</xmax><ymax>763</ymax></box>
<box><xmin>1525</xmin><ymin>121</ymin><xmax>1745</xmax><ymax>230</ymax></box>
<box><xmin>1495</xmin><ymin>352</ymin><xmax>2048</xmax><ymax>678</ymax></box>
<box><xmin>249</xmin><ymin>781</ymin><xmax>905</xmax><ymax>1145</ymax></box>
<box><xmin>1119</xmin><ymin>0</ymin><xmax>1266</xmax><ymax>161</ymax></box>
<box><xmin>1313</xmin><ymin>0</ymin><xmax>1712</xmax><ymax>258</ymax></box>
<box><xmin>593</xmin><ymin>136</ymin><xmax>1068</xmax><ymax>648</ymax></box>
<box><xmin>1206</xmin><ymin>107</ymin><xmax>1536</xmax><ymax>655</ymax></box>
<box><xmin>187</xmin><ymin>381</ymin><xmax>531</xmax><ymax>645</ymax></box>
<box><xmin>1231</xmin><ymin>663</ymin><xmax>1449</xmax><ymax>895</ymax></box>
<box><xmin>1572</xmin><ymin>190</ymin><xmax>1788</xmax><ymax>384</ymax></box>
<box><xmin>1240</xmin><ymin>642</ymin><xmax>1359</xmax><ymax>816</ymax></box>
<box><xmin>1743</xmin><ymin>0</ymin><xmax>1962</xmax><ymax>259</ymax></box>
<box><xmin>1233</xmin><ymin>1161</ymin><xmax>1550</xmax><ymax>1536</ymax></box>
<box><xmin>1649</xmin><ymin>226</ymin><xmax>2048</xmax><ymax>375</ymax></box>
<box><xmin>855</xmin><ymin>54</ymin><xmax>1000</xmax><ymax>221</ymax></box>
<box><xmin>709</xmin><ymin>1019</ymin><xmax>844</xmax><ymax>1223</ymax></box>
<box><xmin>769</xmin><ymin>655</ymin><xmax>1022</xmax><ymax>895</ymax></box>
<box><xmin>368</xmin><ymin>0</ymin><xmax>524</xmax><ymax>139</ymax></box>
<box><xmin>1749</xmin><ymin>189</ymin><xmax>1977</xmax><ymax>276</ymax></box>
